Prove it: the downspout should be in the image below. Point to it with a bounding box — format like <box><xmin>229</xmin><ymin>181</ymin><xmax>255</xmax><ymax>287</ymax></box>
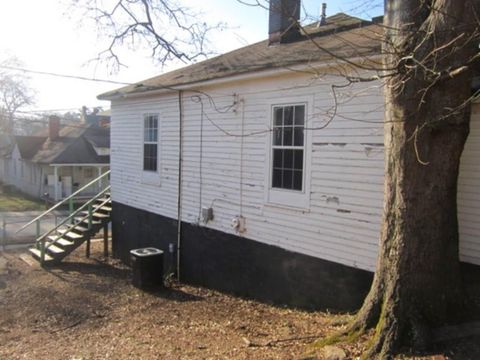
<box><xmin>176</xmin><ymin>90</ymin><xmax>184</xmax><ymax>280</ymax></box>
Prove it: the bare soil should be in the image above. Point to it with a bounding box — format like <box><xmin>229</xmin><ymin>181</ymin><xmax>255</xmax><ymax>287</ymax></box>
<box><xmin>0</xmin><ymin>242</ymin><xmax>479</xmax><ymax>360</ymax></box>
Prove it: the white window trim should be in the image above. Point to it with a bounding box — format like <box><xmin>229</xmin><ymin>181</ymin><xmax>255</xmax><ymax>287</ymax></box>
<box><xmin>264</xmin><ymin>96</ymin><xmax>313</xmax><ymax>210</ymax></box>
<box><xmin>141</xmin><ymin>113</ymin><xmax>161</xmax><ymax>186</ymax></box>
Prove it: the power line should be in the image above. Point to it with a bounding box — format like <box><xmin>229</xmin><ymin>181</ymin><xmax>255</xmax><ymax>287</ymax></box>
<box><xmin>0</xmin><ymin>65</ymin><xmax>133</xmax><ymax>86</ymax></box>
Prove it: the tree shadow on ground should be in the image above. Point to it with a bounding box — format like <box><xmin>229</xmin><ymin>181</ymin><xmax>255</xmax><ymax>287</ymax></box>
<box><xmin>140</xmin><ymin>286</ymin><xmax>205</xmax><ymax>303</ymax></box>
<box><xmin>46</xmin><ymin>259</ymin><xmax>130</xmax><ymax>281</ymax></box>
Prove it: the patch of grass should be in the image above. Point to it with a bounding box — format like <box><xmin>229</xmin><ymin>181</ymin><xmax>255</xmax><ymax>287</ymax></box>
<box><xmin>0</xmin><ymin>189</ymin><xmax>44</xmax><ymax>212</ymax></box>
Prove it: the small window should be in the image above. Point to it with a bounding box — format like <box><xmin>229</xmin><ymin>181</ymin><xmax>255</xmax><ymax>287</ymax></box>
<box><xmin>143</xmin><ymin>114</ymin><xmax>159</xmax><ymax>172</ymax></box>
<box><xmin>271</xmin><ymin>105</ymin><xmax>305</xmax><ymax>191</ymax></box>
<box><xmin>84</xmin><ymin>168</ymin><xmax>94</xmax><ymax>178</ymax></box>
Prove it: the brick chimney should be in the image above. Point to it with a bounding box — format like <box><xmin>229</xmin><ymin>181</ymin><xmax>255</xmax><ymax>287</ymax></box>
<box><xmin>319</xmin><ymin>3</ymin><xmax>327</xmax><ymax>26</ymax></box>
<box><xmin>268</xmin><ymin>0</ymin><xmax>301</xmax><ymax>45</ymax></box>
<box><xmin>48</xmin><ymin>115</ymin><xmax>60</xmax><ymax>140</ymax></box>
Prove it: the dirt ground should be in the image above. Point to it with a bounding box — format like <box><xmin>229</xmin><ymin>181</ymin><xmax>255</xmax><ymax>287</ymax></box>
<box><xmin>1</xmin><ymin>242</ymin><xmax>479</xmax><ymax>360</ymax></box>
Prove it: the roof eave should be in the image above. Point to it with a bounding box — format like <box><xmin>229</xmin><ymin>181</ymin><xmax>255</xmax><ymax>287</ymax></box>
<box><xmin>98</xmin><ymin>54</ymin><xmax>383</xmax><ymax>101</ymax></box>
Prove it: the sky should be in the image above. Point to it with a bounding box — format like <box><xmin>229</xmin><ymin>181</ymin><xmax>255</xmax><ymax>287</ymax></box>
<box><xmin>0</xmin><ymin>0</ymin><xmax>382</xmax><ymax>114</ymax></box>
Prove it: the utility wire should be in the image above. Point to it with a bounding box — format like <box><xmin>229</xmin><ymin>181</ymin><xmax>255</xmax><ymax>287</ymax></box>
<box><xmin>0</xmin><ymin>65</ymin><xmax>133</xmax><ymax>85</ymax></box>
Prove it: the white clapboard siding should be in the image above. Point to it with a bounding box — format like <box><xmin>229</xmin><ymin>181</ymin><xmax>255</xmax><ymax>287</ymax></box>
<box><xmin>110</xmin><ymin>68</ymin><xmax>480</xmax><ymax>273</ymax></box>
<box><xmin>458</xmin><ymin>102</ymin><xmax>480</xmax><ymax>266</ymax></box>
<box><xmin>110</xmin><ymin>73</ymin><xmax>385</xmax><ymax>272</ymax></box>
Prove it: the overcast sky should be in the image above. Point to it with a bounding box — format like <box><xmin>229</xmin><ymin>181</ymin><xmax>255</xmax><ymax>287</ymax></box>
<box><xmin>0</xmin><ymin>0</ymin><xmax>382</xmax><ymax>114</ymax></box>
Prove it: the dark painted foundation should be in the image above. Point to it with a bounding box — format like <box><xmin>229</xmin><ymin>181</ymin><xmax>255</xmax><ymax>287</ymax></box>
<box><xmin>112</xmin><ymin>201</ymin><xmax>374</xmax><ymax>311</ymax></box>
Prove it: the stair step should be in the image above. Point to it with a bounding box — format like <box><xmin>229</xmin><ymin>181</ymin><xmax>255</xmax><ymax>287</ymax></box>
<box><xmin>96</xmin><ymin>206</ymin><xmax>112</xmax><ymax>212</ymax></box>
<box><xmin>47</xmin><ymin>236</ymin><xmax>75</xmax><ymax>247</ymax></box>
<box><xmin>74</xmin><ymin>217</ymin><xmax>101</xmax><ymax>225</ymax></box>
<box><xmin>29</xmin><ymin>248</ymin><xmax>54</xmax><ymax>262</ymax></box>
<box><xmin>80</xmin><ymin>211</ymin><xmax>109</xmax><ymax>219</ymax></box>
<box><xmin>96</xmin><ymin>197</ymin><xmax>111</xmax><ymax>203</ymax></box>
<box><xmin>56</xmin><ymin>228</ymin><xmax>84</xmax><ymax>239</ymax></box>
<box><xmin>73</xmin><ymin>224</ymin><xmax>91</xmax><ymax>232</ymax></box>
<box><xmin>45</xmin><ymin>243</ymin><xmax>65</xmax><ymax>255</ymax></box>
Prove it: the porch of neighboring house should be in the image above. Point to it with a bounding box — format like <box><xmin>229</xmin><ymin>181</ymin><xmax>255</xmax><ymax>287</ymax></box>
<box><xmin>43</xmin><ymin>164</ymin><xmax>109</xmax><ymax>202</ymax></box>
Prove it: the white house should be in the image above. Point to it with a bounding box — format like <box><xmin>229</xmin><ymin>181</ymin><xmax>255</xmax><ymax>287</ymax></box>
<box><xmin>0</xmin><ymin>116</ymin><xmax>110</xmax><ymax>202</ymax></box>
<box><xmin>98</xmin><ymin>2</ymin><xmax>480</xmax><ymax>310</ymax></box>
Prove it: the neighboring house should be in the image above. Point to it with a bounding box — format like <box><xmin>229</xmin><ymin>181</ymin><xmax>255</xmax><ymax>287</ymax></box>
<box><xmin>81</xmin><ymin>106</ymin><xmax>111</xmax><ymax>128</ymax></box>
<box><xmin>0</xmin><ymin>116</ymin><xmax>110</xmax><ymax>202</ymax></box>
<box><xmin>98</xmin><ymin>1</ymin><xmax>480</xmax><ymax>310</ymax></box>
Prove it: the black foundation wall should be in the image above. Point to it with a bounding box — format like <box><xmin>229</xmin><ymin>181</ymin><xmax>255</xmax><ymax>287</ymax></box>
<box><xmin>112</xmin><ymin>201</ymin><xmax>374</xmax><ymax>311</ymax></box>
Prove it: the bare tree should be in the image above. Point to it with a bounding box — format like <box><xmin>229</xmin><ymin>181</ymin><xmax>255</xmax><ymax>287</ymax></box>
<box><xmin>75</xmin><ymin>0</ymin><xmax>480</xmax><ymax>357</ymax></box>
<box><xmin>72</xmin><ymin>0</ymin><xmax>226</xmax><ymax>71</ymax></box>
<box><xmin>0</xmin><ymin>58</ymin><xmax>35</xmax><ymax>134</ymax></box>
<box><xmin>342</xmin><ymin>1</ymin><xmax>480</xmax><ymax>357</ymax></box>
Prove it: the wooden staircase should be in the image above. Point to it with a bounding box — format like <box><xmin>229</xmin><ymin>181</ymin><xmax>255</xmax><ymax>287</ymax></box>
<box><xmin>29</xmin><ymin>195</ymin><xmax>111</xmax><ymax>265</ymax></box>
<box><xmin>16</xmin><ymin>171</ymin><xmax>112</xmax><ymax>266</ymax></box>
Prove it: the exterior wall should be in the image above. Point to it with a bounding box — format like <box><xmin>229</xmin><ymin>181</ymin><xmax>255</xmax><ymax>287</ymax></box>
<box><xmin>42</xmin><ymin>165</ymin><xmax>110</xmax><ymax>200</ymax></box>
<box><xmin>111</xmin><ymin>72</ymin><xmax>480</xmax><ymax>273</ymax></box>
<box><xmin>1</xmin><ymin>145</ymin><xmax>43</xmax><ymax>198</ymax></box>
<box><xmin>458</xmin><ymin>102</ymin><xmax>480</xmax><ymax>266</ymax></box>
<box><xmin>111</xmin><ymin>72</ymin><xmax>385</xmax><ymax>273</ymax></box>
<box><xmin>112</xmin><ymin>201</ymin><xmax>374</xmax><ymax>310</ymax></box>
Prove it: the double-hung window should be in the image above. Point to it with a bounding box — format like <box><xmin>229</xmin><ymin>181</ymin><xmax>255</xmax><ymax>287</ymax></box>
<box><xmin>143</xmin><ymin>114</ymin><xmax>159</xmax><ymax>172</ymax></box>
<box><xmin>272</xmin><ymin>105</ymin><xmax>305</xmax><ymax>191</ymax></box>
<box><xmin>266</xmin><ymin>101</ymin><xmax>311</xmax><ymax>209</ymax></box>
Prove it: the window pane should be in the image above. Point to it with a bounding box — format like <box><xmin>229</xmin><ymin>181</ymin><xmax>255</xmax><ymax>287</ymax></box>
<box><xmin>294</xmin><ymin>105</ymin><xmax>305</xmax><ymax>126</ymax></box>
<box><xmin>284</xmin><ymin>106</ymin><xmax>293</xmax><ymax>126</ymax></box>
<box><xmin>294</xmin><ymin>127</ymin><xmax>304</xmax><ymax>146</ymax></box>
<box><xmin>293</xmin><ymin>150</ymin><xmax>303</xmax><ymax>170</ymax></box>
<box><xmin>283</xmin><ymin>127</ymin><xmax>293</xmax><ymax>146</ymax></box>
<box><xmin>272</xmin><ymin>169</ymin><xmax>282</xmax><ymax>188</ymax></box>
<box><xmin>284</xmin><ymin>149</ymin><xmax>293</xmax><ymax>168</ymax></box>
<box><xmin>283</xmin><ymin>169</ymin><xmax>293</xmax><ymax>189</ymax></box>
<box><xmin>274</xmin><ymin>107</ymin><xmax>283</xmax><ymax>126</ymax></box>
<box><xmin>273</xmin><ymin>149</ymin><xmax>283</xmax><ymax>168</ymax></box>
<box><xmin>143</xmin><ymin>144</ymin><xmax>157</xmax><ymax>171</ymax></box>
<box><xmin>293</xmin><ymin>170</ymin><xmax>303</xmax><ymax>190</ymax></box>
<box><xmin>273</xmin><ymin>127</ymin><xmax>283</xmax><ymax>146</ymax></box>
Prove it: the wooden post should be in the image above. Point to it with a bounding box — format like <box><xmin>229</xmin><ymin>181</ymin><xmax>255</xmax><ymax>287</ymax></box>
<box><xmin>53</xmin><ymin>166</ymin><xmax>58</xmax><ymax>202</ymax></box>
<box><xmin>87</xmin><ymin>203</ymin><xmax>92</xmax><ymax>230</ymax></box>
<box><xmin>40</xmin><ymin>239</ymin><xmax>46</xmax><ymax>264</ymax></box>
<box><xmin>1</xmin><ymin>216</ymin><xmax>6</xmax><ymax>250</ymax></box>
<box><xmin>103</xmin><ymin>222</ymin><xmax>108</xmax><ymax>257</ymax></box>
<box><xmin>86</xmin><ymin>238</ymin><xmax>90</xmax><ymax>258</ymax></box>
<box><xmin>36</xmin><ymin>220</ymin><xmax>40</xmax><ymax>239</ymax></box>
<box><xmin>98</xmin><ymin>167</ymin><xmax>103</xmax><ymax>192</ymax></box>
<box><xmin>69</xmin><ymin>198</ymin><xmax>74</xmax><ymax>224</ymax></box>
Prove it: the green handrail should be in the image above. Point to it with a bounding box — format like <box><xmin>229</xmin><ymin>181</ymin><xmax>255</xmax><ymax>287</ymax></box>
<box><xmin>16</xmin><ymin>170</ymin><xmax>111</xmax><ymax>234</ymax></box>
<box><xmin>37</xmin><ymin>186</ymin><xmax>111</xmax><ymax>263</ymax></box>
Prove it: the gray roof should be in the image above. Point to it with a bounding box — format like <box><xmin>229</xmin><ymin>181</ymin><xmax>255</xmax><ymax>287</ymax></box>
<box><xmin>5</xmin><ymin>125</ymin><xmax>110</xmax><ymax>165</ymax></box>
<box><xmin>15</xmin><ymin>136</ymin><xmax>48</xmax><ymax>160</ymax></box>
<box><xmin>98</xmin><ymin>13</ymin><xmax>383</xmax><ymax>100</ymax></box>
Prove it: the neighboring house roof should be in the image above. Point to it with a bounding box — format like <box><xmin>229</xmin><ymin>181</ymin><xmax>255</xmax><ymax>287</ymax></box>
<box><xmin>9</xmin><ymin>125</ymin><xmax>109</xmax><ymax>165</ymax></box>
<box><xmin>84</xmin><ymin>126</ymin><xmax>110</xmax><ymax>148</ymax></box>
<box><xmin>0</xmin><ymin>134</ymin><xmax>14</xmax><ymax>157</ymax></box>
<box><xmin>15</xmin><ymin>136</ymin><xmax>48</xmax><ymax>160</ymax></box>
<box><xmin>99</xmin><ymin>13</ymin><xmax>383</xmax><ymax>100</ymax></box>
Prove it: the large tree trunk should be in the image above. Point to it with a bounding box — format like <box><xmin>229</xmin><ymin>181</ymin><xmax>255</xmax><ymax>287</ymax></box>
<box><xmin>348</xmin><ymin>0</ymin><xmax>479</xmax><ymax>357</ymax></box>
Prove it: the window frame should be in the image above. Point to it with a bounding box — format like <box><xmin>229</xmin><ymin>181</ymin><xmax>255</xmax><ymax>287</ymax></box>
<box><xmin>264</xmin><ymin>98</ymin><xmax>312</xmax><ymax>210</ymax></box>
<box><xmin>141</xmin><ymin>113</ymin><xmax>161</xmax><ymax>186</ymax></box>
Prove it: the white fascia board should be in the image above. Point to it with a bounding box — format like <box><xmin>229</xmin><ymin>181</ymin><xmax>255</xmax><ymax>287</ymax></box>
<box><xmin>101</xmin><ymin>55</ymin><xmax>383</xmax><ymax>101</ymax></box>
<box><xmin>49</xmin><ymin>163</ymin><xmax>110</xmax><ymax>167</ymax></box>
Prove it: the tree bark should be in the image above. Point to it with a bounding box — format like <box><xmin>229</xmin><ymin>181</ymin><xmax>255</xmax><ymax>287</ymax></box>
<box><xmin>349</xmin><ymin>0</ymin><xmax>480</xmax><ymax>357</ymax></box>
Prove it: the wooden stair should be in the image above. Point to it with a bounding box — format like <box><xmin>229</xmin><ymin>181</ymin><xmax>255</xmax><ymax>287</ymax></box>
<box><xmin>29</xmin><ymin>194</ymin><xmax>112</xmax><ymax>265</ymax></box>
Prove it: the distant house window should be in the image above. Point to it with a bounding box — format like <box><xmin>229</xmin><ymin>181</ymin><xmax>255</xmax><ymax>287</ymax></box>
<box><xmin>271</xmin><ymin>105</ymin><xmax>305</xmax><ymax>191</ymax></box>
<box><xmin>143</xmin><ymin>114</ymin><xmax>159</xmax><ymax>172</ymax></box>
<box><xmin>84</xmin><ymin>168</ymin><xmax>94</xmax><ymax>178</ymax></box>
